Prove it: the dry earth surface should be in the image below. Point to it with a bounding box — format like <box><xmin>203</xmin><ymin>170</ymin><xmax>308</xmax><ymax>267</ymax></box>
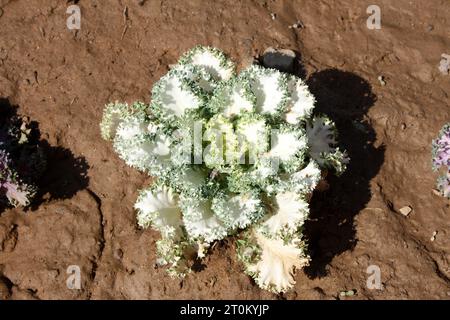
<box><xmin>0</xmin><ymin>0</ymin><xmax>449</xmax><ymax>299</ymax></box>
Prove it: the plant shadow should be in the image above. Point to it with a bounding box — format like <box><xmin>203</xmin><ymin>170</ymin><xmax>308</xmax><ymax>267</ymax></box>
<box><xmin>0</xmin><ymin>97</ymin><xmax>89</xmax><ymax>212</ymax></box>
<box><xmin>302</xmin><ymin>69</ymin><xmax>385</xmax><ymax>278</ymax></box>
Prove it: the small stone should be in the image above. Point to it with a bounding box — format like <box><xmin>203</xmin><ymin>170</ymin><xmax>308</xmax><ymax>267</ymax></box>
<box><xmin>432</xmin><ymin>189</ymin><xmax>442</xmax><ymax>196</ymax></box>
<box><xmin>439</xmin><ymin>54</ymin><xmax>450</xmax><ymax>75</ymax></box>
<box><xmin>114</xmin><ymin>248</ymin><xmax>124</xmax><ymax>260</ymax></box>
<box><xmin>288</xmin><ymin>20</ymin><xmax>304</xmax><ymax>29</ymax></box>
<box><xmin>262</xmin><ymin>47</ymin><xmax>296</xmax><ymax>73</ymax></box>
<box><xmin>401</xmin><ymin>123</ymin><xmax>406</xmax><ymax>130</ymax></box>
<box><xmin>426</xmin><ymin>24</ymin><xmax>434</xmax><ymax>32</ymax></box>
<box><xmin>378</xmin><ymin>75</ymin><xmax>386</xmax><ymax>86</ymax></box>
<box><xmin>208</xmin><ymin>276</ymin><xmax>217</xmax><ymax>287</ymax></box>
<box><xmin>398</xmin><ymin>206</ymin><xmax>412</xmax><ymax>217</ymax></box>
<box><xmin>430</xmin><ymin>231</ymin><xmax>437</xmax><ymax>242</ymax></box>
<box><xmin>270</xmin><ymin>13</ymin><xmax>276</xmax><ymax>20</ymax></box>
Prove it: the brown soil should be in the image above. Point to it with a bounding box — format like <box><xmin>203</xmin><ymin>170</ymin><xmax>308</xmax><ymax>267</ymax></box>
<box><xmin>0</xmin><ymin>0</ymin><xmax>449</xmax><ymax>300</ymax></box>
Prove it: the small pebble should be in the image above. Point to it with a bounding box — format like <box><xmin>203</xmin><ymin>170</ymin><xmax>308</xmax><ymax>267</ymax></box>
<box><xmin>439</xmin><ymin>54</ymin><xmax>450</xmax><ymax>75</ymax></box>
<box><xmin>399</xmin><ymin>206</ymin><xmax>412</xmax><ymax>217</ymax></box>
<box><xmin>114</xmin><ymin>248</ymin><xmax>124</xmax><ymax>260</ymax></box>
<box><xmin>426</xmin><ymin>24</ymin><xmax>434</xmax><ymax>32</ymax></box>
<box><xmin>378</xmin><ymin>75</ymin><xmax>386</xmax><ymax>86</ymax></box>
<box><xmin>432</xmin><ymin>189</ymin><xmax>442</xmax><ymax>196</ymax></box>
<box><xmin>401</xmin><ymin>123</ymin><xmax>406</xmax><ymax>130</ymax></box>
<box><xmin>430</xmin><ymin>231</ymin><xmax>437</xmax><ymax>242</ymax></box>
<box><xmin>288</xmin><ymin>21</ymin><xmax>304</xmax><ymax>29</ymax></box>
<box><xmin>262</xmin><ymin>47</ymin><xmax>296</xmax><ymax>73</ymax></box>
<box><xmin>270</xmin><ymin>13</ymin><xmax>276</xmax><ymax>20</ymax></box>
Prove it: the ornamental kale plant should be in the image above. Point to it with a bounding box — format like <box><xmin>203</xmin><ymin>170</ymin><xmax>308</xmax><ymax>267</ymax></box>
<box><xmin>100</xmin><ymin>46</ymin><xmax>348</xmax><ymax>293</ymax></box>
<box><xmin>0</xmin><ymin>112</ymin><xmax>46</xmax><ymax>207</ymax></box>
<box><xmin>432</xmin><ymin>123</ymin><xmax>450</xmax><ymax>198</ymax></box>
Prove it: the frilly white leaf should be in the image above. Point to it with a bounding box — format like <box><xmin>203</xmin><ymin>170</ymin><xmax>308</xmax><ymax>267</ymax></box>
<box><xmin>262</xmin><ymin>191</ymin><xmax>309</xmax><ymax>235</ymax></box>
<box><xmin>212</xmin><ymin>192</ymin><xmax>264</xmax><ymax>230</ymax></box>
<box><xmin>241</xmin><ymin>65</ymin><xmax>289</xmax><ymax>117</ymax></box>
<box><xmin>242</xmin><ymin>229</ymin><xmax>309</xmax><ymax>293</ymax></box>
<box><xmin>151</xmin><ymin>68</ymin><xmax>205</xmax><ymax>123</ymax></box>
<box><xmin>284</xmin><ymin>77</ymin><xmax>315</xmax><ymax>124</ymax></box>
<box><xmin>181</xmin><ymin>197</ymin><xmax>229</xmax><ymax>243</ymax></box>
<box><xmin>135</xmin><ymin>185</ymin><xmax>183</xmax><ymax>238</ymax></box>
<box><xmin>269</xmin><ymin>128</ymin><xmax>307</xmax><ymax>162</ymax></box>
<box><xmin>179</xmin><ymin>46</ymin><xmax>235</xmax><ymax>82</ymax></box>
<box><xmin>306</xmin><ymin>116</ymin><xmax>349</xmax><ymax>174</ymax></box>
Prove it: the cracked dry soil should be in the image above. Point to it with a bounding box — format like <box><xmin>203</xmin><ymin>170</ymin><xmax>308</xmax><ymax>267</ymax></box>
<box><xmin>1</xmin><ymin>0</ymin><xmax>450</xmax><ymax>299</ymax></box>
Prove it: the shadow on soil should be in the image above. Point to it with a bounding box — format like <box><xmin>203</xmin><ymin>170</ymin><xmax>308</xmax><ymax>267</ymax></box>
<box><xmin>0</xmin><ymin>98</ymin><xmax>89</xmax><ymax>212</ymax></box>
<box><xmin>303</xmin><ymin>69</ymin><xmax>385</xmax><ymax>278</ymax></box>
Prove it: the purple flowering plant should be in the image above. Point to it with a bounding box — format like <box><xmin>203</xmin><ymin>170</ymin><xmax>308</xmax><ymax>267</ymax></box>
<box><xmin>0</xmin><ymin>149</ymin><xmax>32</xmax><ymax>206</ymax></box>
<box><xmin>432</xmin><ymin>123</ymin><xmax>450</xmax><ymax>198</ymax></box>
<box><xmin>0</xmin><ymin>113</ymin><xmax>45</xmax><ymax>208</ymax></box>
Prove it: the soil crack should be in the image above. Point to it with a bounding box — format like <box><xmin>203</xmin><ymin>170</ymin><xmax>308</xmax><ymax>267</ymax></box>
<box><xmin>86</xmin><ymin>188</ymin><xmax>106</xmax><ymax>299</ymax></box>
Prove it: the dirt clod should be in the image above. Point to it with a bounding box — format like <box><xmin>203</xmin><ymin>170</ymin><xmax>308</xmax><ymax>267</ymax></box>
<box><xmin>399</xmin><ymin>206</ymin><xmax>412</xmax><ymax>217</ymax></box>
